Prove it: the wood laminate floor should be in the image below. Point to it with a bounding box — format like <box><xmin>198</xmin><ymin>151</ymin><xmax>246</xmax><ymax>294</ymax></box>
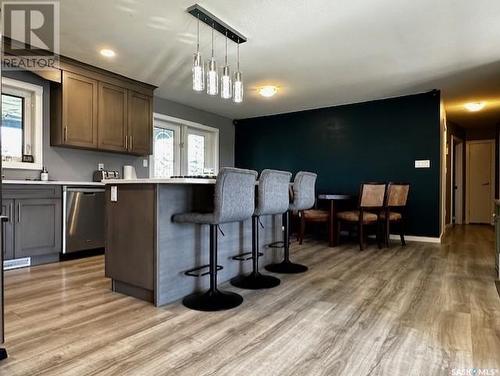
<box><xmin>1</xmin><ymin>225</ymin><xmax>499</xmax><ymax>375</ymax></box>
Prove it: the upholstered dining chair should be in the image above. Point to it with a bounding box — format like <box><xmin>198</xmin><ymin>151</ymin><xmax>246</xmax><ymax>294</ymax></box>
<box><xmin>297</xmin><ymin>209</ymin><xmax>329</xmax><ymax>245</ymax></box>
<box><xmin>381</xmin><ymin>182</ymin><xmax>410</xmax><ymax>247</ymax></box>
<box><xmin>336</xmin><ymin>182</ymin><xmax>386</xmax><ymax>250</ymax></box>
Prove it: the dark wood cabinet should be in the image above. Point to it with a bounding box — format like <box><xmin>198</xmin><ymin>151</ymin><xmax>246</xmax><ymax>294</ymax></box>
<box><xmin>61</xmin><ymin>71</ymin><xmax>98</xmax><ymax>149</ymax></box>
<box><xmin>98</xmin><ymin>82</ymin><xmax>128</xmax><ymax>152</ymax></box>
<box><xmin>14</xmin><ymin>198</ymin><xmax>62</xmax><ymax>258</ymax></box>
<box><xmin>128</xmin><ymin>91</ymin><xmax>153</xmax><ymax>155</ymax></box>
<box><xmin>51</xmin><ymin>61</ymin><xmax>155</xmax><ymax>156</ymax></box>
<box><xmin>1</xmin><ymin>200</ymin><xmax>14</xmax><ymax>261</ymax></box>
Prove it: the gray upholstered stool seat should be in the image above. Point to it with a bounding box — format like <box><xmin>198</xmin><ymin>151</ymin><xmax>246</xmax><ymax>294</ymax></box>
<box><xmin>172</xmin><ymin>167</ymin><xmax>258</xmax><ymax>311</ymax></box>
<box><xmin>265</xmin><ymin>171</ymin><xmax>317</xmax><ymax>274</ymax></box>
<box><xmin>231</xmin><ymin>169</ymin><xmax>292</xmax><ymax>290</ymax></box>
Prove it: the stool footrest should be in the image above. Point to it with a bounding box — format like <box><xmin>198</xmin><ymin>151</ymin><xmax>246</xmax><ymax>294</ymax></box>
<box><xmin>184</xmin><ymin>264</ymin><xmax>223</xmax><ymax>277</ymax></box>
<box><xmin>232</xmin><ymin>251</ymin><xmax>264</xmax><ymax>261</ymax></box>
<box><xmin>267</xmin><ymin>241</ymin><xmax>284</xmax><ymax>249</ymax></box>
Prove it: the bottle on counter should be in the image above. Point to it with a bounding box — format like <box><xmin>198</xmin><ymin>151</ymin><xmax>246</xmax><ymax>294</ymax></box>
<box><xmin>40</xmin><ymin>166</ymin><xmax>49</xmax><ymax>181</ymax></box>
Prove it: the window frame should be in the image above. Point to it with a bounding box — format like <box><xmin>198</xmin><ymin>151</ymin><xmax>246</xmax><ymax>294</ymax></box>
<box><xmin>150</xmin><ymin>113</ymin><xmax>219</xmax><ymax>178</ymax></box>
<box><xmin>1</xmin><ymin>77</ymin><xmax>44</xmax><ymax>170</ymax></box>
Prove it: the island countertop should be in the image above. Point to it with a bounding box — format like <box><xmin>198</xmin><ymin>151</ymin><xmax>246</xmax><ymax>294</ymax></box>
<box><xmin>103</xmin><ymin>178</ymin><xmax>216</xmax><ymax>185</ymax></box>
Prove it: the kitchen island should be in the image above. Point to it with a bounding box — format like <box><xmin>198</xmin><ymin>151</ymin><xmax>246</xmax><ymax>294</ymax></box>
<box><xmin>104</xmin><ymin>178</ymin><xmax>284</xmax><ymax>306</ymax></box>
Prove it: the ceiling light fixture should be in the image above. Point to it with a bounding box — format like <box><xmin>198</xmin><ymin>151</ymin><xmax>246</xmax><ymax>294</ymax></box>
<box><xmin>464</xmin><ymin>102</ymin><xmax>486</xmax><ymax>112</ymax></box>
<box><xmin>259</xmin><ymin>86</ymin><xmax>278</xmax><ymax>98</ymax></box>
<box><xmin>221</xmin><ymin>31</ymin><xmax>232</xmax><ymax>99</ymax></box>
<box><xmin>192</xmin><ymin>15</ymin><xmax>204</xmax><ymax>92</ymax></box>
<box><xmin>100</xmin><ymin>49</ymin><xmax>116</xmax><ymax>58</ymax></box>
<box><xmin>187</xmin><ymin>4</ymin><xmax>247</xmax><ymax>103</ymax></box>
<box><xmin>206</xmin><ymin>23</ymin><xmax>218</xmax><ymax>96</ymax></box>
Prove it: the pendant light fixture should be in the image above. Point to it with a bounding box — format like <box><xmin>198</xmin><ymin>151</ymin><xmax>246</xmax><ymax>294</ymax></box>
<box><xmin>187</xmin><ymin>4</ymin><xmax>246</xmax><ymax>103</ymax></box>
<box><xmin>192</xmin><ymin>15</ymin><xmax>204</xmax><ymax>92</ymax></box>
<box><xmin>233</xmin><ymin>40</ymin><xmax>243</xmax><ymax>103</ymax></box>
<box><xmin>220</xmin><ymin>32</ymin><xmax>232</xmax><ymax>99</ymax></box>
<box><xmin>206</xmin><ymin>23</ymin><xmax>218</xmax><ymax>96</ymax></box>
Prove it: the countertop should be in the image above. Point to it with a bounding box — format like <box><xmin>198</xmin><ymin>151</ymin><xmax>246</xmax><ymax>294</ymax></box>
<box><xmin>3</xmin><ymin>180</ymin><xmax>105</xmax><ymax>186</ymax></box>
<box><xmin>103</xmin><ymin>178</ymin><xmax>216</xmax><ymax>185</ymax></box>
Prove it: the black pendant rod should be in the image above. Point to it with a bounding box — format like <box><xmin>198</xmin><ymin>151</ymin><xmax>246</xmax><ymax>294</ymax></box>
<box><xmin>187</xmin><ymin>4</ymin><xmax>247</xmax><ymax>44</ymax></box>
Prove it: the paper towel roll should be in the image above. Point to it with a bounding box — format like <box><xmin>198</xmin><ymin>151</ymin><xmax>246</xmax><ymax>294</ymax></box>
<box><xmin>123</xmin><ymin>165</ymin><xmax>137</xmax><ymax>180</ymax></box>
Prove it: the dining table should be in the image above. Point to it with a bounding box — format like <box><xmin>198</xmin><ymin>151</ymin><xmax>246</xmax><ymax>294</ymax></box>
<box><xmin>317</xmin><ymin>194</ymin><xmax>352</xmax><ymax>247</ymax></box>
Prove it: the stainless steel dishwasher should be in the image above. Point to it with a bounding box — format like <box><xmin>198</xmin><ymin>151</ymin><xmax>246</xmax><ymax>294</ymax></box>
<box><xmin>62</xmin><ymin>187</ymin><xmax>105</xmax><ymax>254</ymax></box>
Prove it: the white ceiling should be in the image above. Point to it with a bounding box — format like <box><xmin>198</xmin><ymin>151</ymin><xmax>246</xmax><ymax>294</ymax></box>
<box><xmin>59</xmin><ymin>0</ymin><xmax>500</xmax><ymax>123</ymax></box>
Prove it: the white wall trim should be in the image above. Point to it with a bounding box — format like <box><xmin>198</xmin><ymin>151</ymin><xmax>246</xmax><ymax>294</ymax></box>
<box><xmin>2</xmin><ymin>77</ymin><xmax>44</xmax><ymax>170</ymax></box>
<box><xmin>389</xmin><ymin>234</ymin><xmax>441</xmax><ymax>243</ymax></box>
<box><xmin>151</xmin><ymin>112</ymin><xmax>220</xmax><ymax>178</ymax></box>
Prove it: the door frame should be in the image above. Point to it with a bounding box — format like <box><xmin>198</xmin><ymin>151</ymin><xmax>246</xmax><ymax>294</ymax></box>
<box><xmin>465</xmin><ymin>139</ymin><xmax>495</xmax><ymax>224</ymax></box>
<box><xmin>451</xmin><ymin>137</ymin><xmax>464</xmax><ymax>224</ymax></box>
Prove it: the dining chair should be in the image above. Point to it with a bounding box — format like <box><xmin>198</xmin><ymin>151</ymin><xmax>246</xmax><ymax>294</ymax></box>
<box><xmin>381</xmin><ymin>182</ymin><xmax>410</xmax><ymax>247</ymax></box>
<box><xmin>297</xmin><ymin>208</ymin><xmax>329</xmax><ymax>245</ymax></box>
<box><xmin>336</xmin><ymin>182</ymin><xmax>386</xmax><ymax>250</ymax></box>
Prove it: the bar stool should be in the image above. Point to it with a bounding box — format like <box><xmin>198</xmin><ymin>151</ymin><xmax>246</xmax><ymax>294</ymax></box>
<box><xmin>265</xmin><ymin>171</ymin><xmax>317</xmax><ymax>274</ymax></box>
<box><xmin>173</xmin><ymin>167</ymin><xmax>258</xmax><ymax>311</ymax></box>
<box><xmin>231</xmin><ymin>169</ymin><xmax>292</xmax><ymax>289</ymax></box>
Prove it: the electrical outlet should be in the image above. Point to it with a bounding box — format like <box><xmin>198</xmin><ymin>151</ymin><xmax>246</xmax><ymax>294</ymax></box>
<box><xmin>415</xmin><ymin>160</ymin><xmax>430</xmax><ymax>168</ymax></box>
<box><xmin>98</xmin><ymin>163</ymin><xmax>104</xmax><ymax>171</ymax></box>
<box><xmin>143</xmin><ymin>159</ymin><xmax>148</xmax><ymax>168</ymax></box>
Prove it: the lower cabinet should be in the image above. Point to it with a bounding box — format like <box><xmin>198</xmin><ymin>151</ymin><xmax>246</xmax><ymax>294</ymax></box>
<box><xmin>2</xmin><ymin>197</ymin><xmax>61</xmax><ymax>260</ymax></box>
<box><xmin>1</xmin><ymin>200</ymin><xmax>14</xmax><ymax>261</ymax></box>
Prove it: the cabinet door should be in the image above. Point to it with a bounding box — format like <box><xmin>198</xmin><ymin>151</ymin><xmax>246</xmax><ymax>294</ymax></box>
<box><xmin>1</xmin><ymin>200</ymin><xmax>14</xmax><ymax>260</ymax></box>
<box><xmin>62</xmin><ymin>71</ymin><xmax>98</xmax><ymax>148</ymax></box>
<box><xmin>98</xmin><ymin>82</ymin><xmax>128</xmax><ymax>152</ymax></box>
<box><xmin>14</xmin><ymin>199</ymin><xmax>62</xmax><ymax>258</ymax></box>
<box><xmin>128</xmin><ymin>91</ymin><xmax>153</xmax><ymax>155</ymax></box>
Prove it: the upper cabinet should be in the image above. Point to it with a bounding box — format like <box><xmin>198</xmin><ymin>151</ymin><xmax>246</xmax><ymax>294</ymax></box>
<box><xmin>98</xmin><ymin>82</ymin><xmax>128</xmax><ymax>153</ymax></box>
<box><xmin>50</xmin><ymin>58</ymin><xmax>155</xmax><ymax>156</ymax></box>
<box><xmin>62</xmin><ymin>72</ymin><xmax>98</xmax><ymax>149</ymax></box>
<box><xmin>128</xmin><ymin>91</ymin><xmax>153</xmax><ymax>156</ymax></box>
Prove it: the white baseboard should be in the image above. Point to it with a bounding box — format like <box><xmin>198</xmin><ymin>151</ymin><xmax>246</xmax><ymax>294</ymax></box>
<box><xmin>389</xmin><ymin>234</ymin><xmax>441</xmax><ymax>243</ymax></box>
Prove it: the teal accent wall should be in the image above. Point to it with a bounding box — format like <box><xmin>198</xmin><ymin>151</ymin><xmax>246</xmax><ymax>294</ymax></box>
<box><xmin>235</xmin><ymin>91</ymin><xmax>441</xmax><ymax>237</ymax></box>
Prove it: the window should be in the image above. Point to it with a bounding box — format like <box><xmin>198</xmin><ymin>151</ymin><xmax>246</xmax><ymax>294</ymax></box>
<box><xmin>1</xmin><ymin>78</ymin><xmax>43</xmax><ymax>170</ymax></box>
<box><xmin>151</xmin><ymin>114</ymin><xmax>219</xmax><ymax>178</ymax></box>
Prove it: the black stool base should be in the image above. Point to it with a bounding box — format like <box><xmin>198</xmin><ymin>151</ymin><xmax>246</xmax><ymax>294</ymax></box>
<box><xmin>182</xmin><ymin>289</ymin><xmax>243</xmax><ymax>311</ymax></box>
<box><xmin>265</xmin><ymin>261</ymin><xmax>308</xmax><ymax>274</ymax></box>
<box><xmin>0</xmin><ymin>348</ymin><xmax>7</xmax><ymax>361</ymax></box>
<box><xmin>230</xmin><ymin>272</ymin><xmax>281</xmax><ymax>290</ymax></box>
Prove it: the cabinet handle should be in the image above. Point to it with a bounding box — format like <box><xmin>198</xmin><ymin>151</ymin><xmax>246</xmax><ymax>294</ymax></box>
<box><xmin>9</xmin><ymin>203</ymin><xmax>13</xmax><ymax>224</ymax></box>
<box><xmin>130</xmin><ymin>135</ymin><xmax>133</xmax><ymax>151</ymax></box>
<box><xmin>17</xmin><ymin>203</ymin><xmax>21</xmax><ymax>223</ymax></box>
<box><xmin>64</xmin><ymin>126</ymin><xmax>68</xmax><ymax>142</ymax></box>
<box><xmin>125</xmin><ymin>135</ymin><xmax>128</xmax><ymax>150</ymax></box>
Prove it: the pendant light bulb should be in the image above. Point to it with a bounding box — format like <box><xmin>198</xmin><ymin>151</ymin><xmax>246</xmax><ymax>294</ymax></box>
<box><xmin>206</xmin><ymin>24</ymin><xmax>219</xmax><ymax>96</ymax></box>
<box><xmin>221</xmin><ymin>32</ymin><xmax>232</xmax><ymax>99</ymax></box>
<box><xmin>192</xmin><ymin>15</ymin><xmax>205</xmax><ymax>92</ymax></box>
<box><xmin>233</xmin><ymin>41</ymin><xmax>243</xmax><ymax>103</ymax></box>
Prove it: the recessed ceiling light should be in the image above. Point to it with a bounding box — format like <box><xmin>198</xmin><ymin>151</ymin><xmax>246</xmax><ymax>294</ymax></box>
<box><xmin>464</xmin><ymin>102</ymin><xmax>486</xmax><ymax>112</ymax></box>
<box><xmin>100</xmin><ymin>49</ymin><xmax>116</xmax><ymax>58</ymax></box>
<box><xmin>259</xmin><ymin>86</ymin><xmax>278</xmax><ymax>98</ymax></box>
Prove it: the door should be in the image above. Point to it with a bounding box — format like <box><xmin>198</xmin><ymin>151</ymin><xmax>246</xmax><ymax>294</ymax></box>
<box><xmin>1</xmin><ymin>200</ymin><xmax>14</xmax><ymax>260</ymax></box>
<box><xmin>128</xmin><ymin>91</ymin><xmax>152</xmax><ymax>155</ymax></box>
<box><xmin>62</xmin><ymin>71</ymin><xmax>98</xmax><ymax>148</ymax></box>
<box><xmin>14</xmin><ymin>199</ymin><xmax>62</xmax><ymax>258</ymax></box>
<box><xmin>151</xmin><ymin>119</ymin><xmax>181</xmax><ymax>178</ymax></box>
<box><xmin>467</xmin><ymin>140</ymin><xmax>494</xmax><ymax>224</ymax></box>
<box><xmin>98</xmin><ymin>82</ymin><xmax>128</xmax><ymax>152</ymax></box>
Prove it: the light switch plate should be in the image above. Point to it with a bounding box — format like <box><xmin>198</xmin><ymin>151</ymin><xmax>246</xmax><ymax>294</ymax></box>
<box><xmin>98</xmin><ymin>163</ymin><xmax>104</xmax><ymax>171</ymax></box>
<box><xmin>415</xmin><ymin>160</ymin><xmax>431</xmax><ymax>168</ymax></box>
<box><xmin>143</xmin><ymin>159</ymin><xmax>148</xmax><ymax>168</ymax></box>
<box><xmin>111</xmin><ymin>186</ymin><xmax>118</xmax><ymax>202</ymax></box>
